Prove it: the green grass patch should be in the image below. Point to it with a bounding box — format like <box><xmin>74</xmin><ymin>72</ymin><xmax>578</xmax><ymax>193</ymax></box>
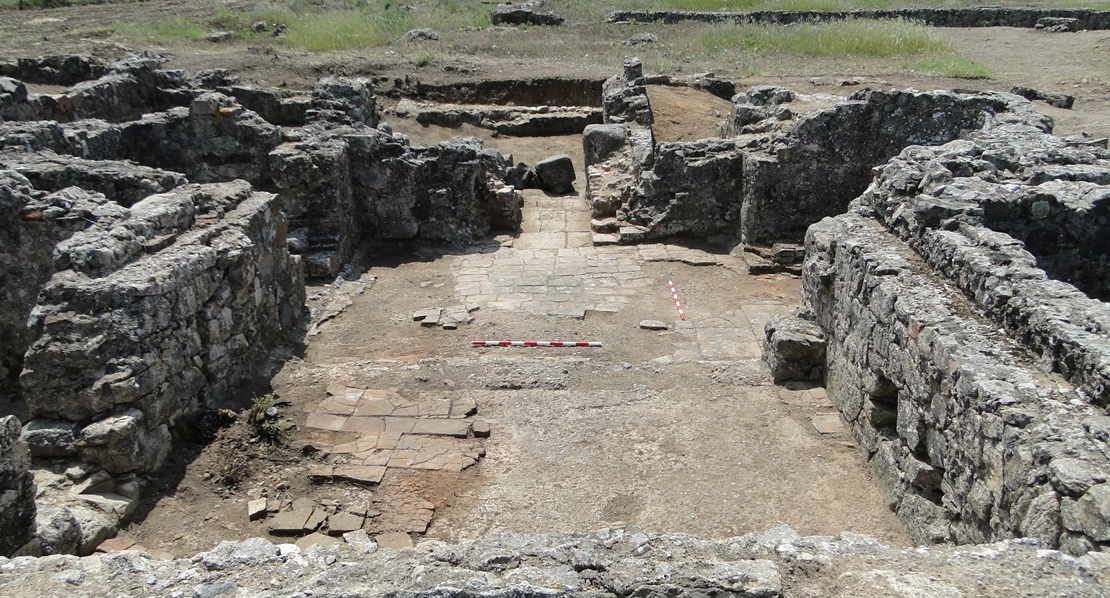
<box><xmin>693</xmin><ymin>18</ymin><xmax>951</xmax><ymax>58</ymax></box>
<box><xmin>108</xmin><ymin>17</ymin><xmax>209</xmax><ymax>43</ymax></box>
<box><xmin>916</xmin><ymin>56</ymin><xmax>991</xmax><ymax>78</ymax></box>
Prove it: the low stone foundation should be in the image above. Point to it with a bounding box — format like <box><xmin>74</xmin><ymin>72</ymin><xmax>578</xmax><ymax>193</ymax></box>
<box><xmin>1</xmin><ymin>527</ymin><xmax>1108</xmax><ymax>598</ymax></box>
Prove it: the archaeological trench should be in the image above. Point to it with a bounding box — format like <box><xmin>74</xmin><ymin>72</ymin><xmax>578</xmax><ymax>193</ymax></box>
<box><xmin>2</xmin><ymin>40</ymin><xmax>1110</xmax><ymax>597</ymax></box>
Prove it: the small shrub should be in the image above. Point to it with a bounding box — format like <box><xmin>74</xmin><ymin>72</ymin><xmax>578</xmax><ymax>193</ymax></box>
<box><xmin>248</xmin><ymin>393</ymin><xmax>291</xmax><ymax>442</ymax></box>
<box><xmin>413</xmin><ymin>50</ymin><xmax>435</xmax><ymax>67</ymax></box>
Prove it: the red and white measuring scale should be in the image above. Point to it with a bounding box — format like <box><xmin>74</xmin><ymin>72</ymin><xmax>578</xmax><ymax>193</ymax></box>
<box><xmin>472</xmin><ymin>341</ymin><xmax>602</xmax><ymax>347</ymax></box>
<box><xmin>669</xmin><ymin>280</ymin><xmax>686</xmax><ymax>320</ymax></box>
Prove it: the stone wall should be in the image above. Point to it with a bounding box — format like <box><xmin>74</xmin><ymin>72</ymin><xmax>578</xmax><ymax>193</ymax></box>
<box><xmin>609</xmin><ymin>7</ymin><xmax>1110</xmax><ymax>30</ymax></box>
<box><xmin>586</xmin><ymin>74</ymin><xmax>1051</xmax><ymax>254</ymax></box>
<box><xmin>0</xmin><ymin>415</ymin><xmax>35</xmax><ymax>556</ymax></box>
<box><xmin>1</xmin><ymin>58</ymin><xmax>522</xmax><ymax>279</ymax></box>
<box><xmin>763</xmin><ymin>96</ymin><xmax>1110</xmax><ymax>554</ymax></box>
<box><xmin>801</xmin><ymin>212</ymin><xmax>1110</xmax><ymax>553</ymax></box>
<box><xmin>1</xmin><ymin>527</ymin><xmax>1108</xmax><ymax>598</ymax></box>
<box><xmin>1</xmin><ymin>56</ymin><xmax>523</xmax><ymax>491</ymax></box>
<box><xmin>16</xmin><ymin>180</ymin><xmax>305</xmax><ymax>474</ymax></box>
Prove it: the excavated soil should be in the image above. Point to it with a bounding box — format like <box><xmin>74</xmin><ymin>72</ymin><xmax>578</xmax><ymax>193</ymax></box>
<box><xmin>4</xmin><ymin>1</ymin><xmax>1110</xmax><ymax>556</ymax></box>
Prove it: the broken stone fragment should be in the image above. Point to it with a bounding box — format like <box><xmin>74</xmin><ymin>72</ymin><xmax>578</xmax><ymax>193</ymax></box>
<box><xmin>295</xmin><ymin>532</ymin><xmax>341</xmax><ymax>551</ymax></box>
<box><xmin>303</xmin><ymin>508</ymin><xmax>327</xmax><ymax>533</ymax></box>
<box><xmin>400</xmin><ymin>28</ymin><xmax>439</xmax><ymax>44</ymax></box>
<box><xmin>327</xmin><ymin>512</ymin><xmax>365</xmax><ymax>536</ymax></box>
<box><xmin>639</xmin><ymin>320</ymin><xmax>668</xmax><ymax>330</ymax></box>
<box><xmin>342</xmin><ymin>529</ymin><xmax>375</xmax><ymax>547</ymax></box>
<box><xmin>413</xmin><ymin>307</ymin><xmax>442</xmax><ymax>325</ymax></box>
<box><xmin>268</xmin><ymin>508</ymin><xmax>313</xmax><ymax>535</ymax></box>
<box><xmin>1011</xmin><ymin>85</ymin><xmax>1075</xmax><ymax>109</ymax></box>
<box><xmin>505</xmin><ymin>162</ymin><xmax>538</xmax><ymax>190</ymax></box>
<box><xmin>375</xmin><ymin>531</ymin><xmax>414</xmax><ymax>550</ymax></box>
<box><xmin>291</xmin><ymin>497</ymin><xmax>315</xmax><ymax>511</ymax></box>
<box><xmin>205</xmin><ymin>31</ymin><xmax>235</xmax><ymax>43</ymax></box>
<box><xmin>625</xmin><ymin>32</ymin><xmax>658</xmax><ymax>45</ymax></box>
<box><xmin>247</xmin><ymin>498</ymin><xmax>268</xmax><ymax>521</ymax></box>
<box><xmin>472</xmin><ymin>420</ymin><xmax>491</xmax><ymax>438</ymax></box>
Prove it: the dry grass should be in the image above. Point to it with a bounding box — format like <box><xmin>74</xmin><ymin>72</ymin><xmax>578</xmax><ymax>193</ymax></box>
<box><xmin>49</xmin><ymin>0</ymin><xmax>997</xmax><ymax>81</ymax></box>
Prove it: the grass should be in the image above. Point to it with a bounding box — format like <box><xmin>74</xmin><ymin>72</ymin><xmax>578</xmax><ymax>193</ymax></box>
<box><xmin>109</xmin><ymin>17</ymin><xmax>210</xmax><ymax>43</ymax></box>
<box><xmin>916</xmin><ymin>56</ymin><xmax>991</xmax><ymax>78</ymax></box>
<box><xmin>637</xmin><ymin>0</ymin><xmax>1110</xmax><ymax>10</ymax></box>
<box><xmin>692</xmin><ymin>18</ymin><xmax>951</xmax><ymax>58</ymax></box>
<box><xmin>71</xmin><ymin>0</ymin><xmax>487</xmax><ymax>51</ymax></box>
<box><xmin>21</xmin><ymin>0</ymin><xmax>993</xmax><ymax>83</ymax></box>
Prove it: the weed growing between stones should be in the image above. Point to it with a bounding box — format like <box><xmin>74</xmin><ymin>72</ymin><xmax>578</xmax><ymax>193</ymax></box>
<box><xmin>248</xmin><ymin>394</ymin><xmax>291</xmax><ymax>443</ymax></box>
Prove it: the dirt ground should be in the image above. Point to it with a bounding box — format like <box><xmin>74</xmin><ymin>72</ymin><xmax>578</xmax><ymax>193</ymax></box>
<box><xmin>4</xmin><ymin>1</ymin><xmax>1110</xmax><ymax>556</ymax></box>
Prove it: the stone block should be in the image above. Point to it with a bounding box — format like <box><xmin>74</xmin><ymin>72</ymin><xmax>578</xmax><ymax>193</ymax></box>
<box><xmin>583</xmin><ymin>124</ymin><xmax>628</xmax><ymax>165</ymax></box>
<box><xmin>247</xmin><ymin>499</ymin><xmax>267</xmax><ymax>521</ymax></box>
<box><xmin>762</xmin><ymin>313</ymin><xmax>826</xmax><ymax>383</ymax></box>
<box><xmin>535</xmin><ymin>154</ymin><xmax>576</xmax><ymax>194</ymax></box>
<box><xmin>295</xmin><ymin>532</ymin><xmax>341</xmax><ymax>551</ymax></box>
<box><xmin>268</xmin><ymin>508</ymin><xmax>313</xmax><ymax>535</ymax></box>
<box><xmin>327</xmin><ymin>512</ymin><xmax>365</xmax><ymax>536</ymax></box>
<box><xmin>1075</xmin><ymin>484</ymin><xmax>1110</xmax><ymax>541</ymax></box>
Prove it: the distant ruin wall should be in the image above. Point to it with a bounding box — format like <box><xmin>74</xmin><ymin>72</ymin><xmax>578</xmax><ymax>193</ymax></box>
<box><xmin>588</xmin><ymin>73</ymin><xmax>1052</xmax><ymax>249</ymax></box>
<box><xmin>609</xmin><ymin>8</ymin><xmax>1110</xmax><ymax>30</ymax></box>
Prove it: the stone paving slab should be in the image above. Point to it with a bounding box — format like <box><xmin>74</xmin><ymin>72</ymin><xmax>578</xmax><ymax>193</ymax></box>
<box><xmin>303</xmin><ymin>386</ymin><xmax>486</xmax><ymax>478</ymax></box>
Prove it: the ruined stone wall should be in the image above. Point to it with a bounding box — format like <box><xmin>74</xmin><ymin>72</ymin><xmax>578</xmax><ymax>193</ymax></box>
<box><xmin>609</xmin><ymin>7</ymin><xmax>1110</xmax><ymax>30</ymax></box>
<box><xmin>1</xmin><ymin>527</ymin><xmax>1109</xmax><ymax>598</ymax></box>
<box><xmin>0</xmin><ymin>56</ymin><xmax>523</xmax><ymax>489</ymax></box>
<box><xmin>862</xmin><ymin>130</ymin><xmax>1110</xmax><ymax>399</ymax></box>
<box><xmin>0</xmin><ymin>415</ymin><xmax>35</xmax><ymax>556</ymax></box>
<box><xmin>733</xmin><ymin>88</ymin><xmax>1044</xmax><ymax>246</ymax></box>
<box><xmin>587</xmin><ymin>80</ymin><xmax>1049</xmax><ymax>250</ymax></box>
<box><xmin>802</xmin><ymin>213</ymin><xmax>1110</xmax><ymax>553</ymax></box>
<box><xmin>14</xmin><ymin>180</ymin><xmax>305</xmax><ymax>474</ymax></box>
<box><xmin>270</xmin><ymin>126</ymin><xmax>521</xmax><ymax>278</ymax></box>
<box><xmin>2</xmin><ymin>60</ymin><xmax>521</xmax><ymax>279</ymax></box>
<box><xmin>767</xmin><ymin>102</ymin><xmax>1110</xmax><ymax>553</ymax></box>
